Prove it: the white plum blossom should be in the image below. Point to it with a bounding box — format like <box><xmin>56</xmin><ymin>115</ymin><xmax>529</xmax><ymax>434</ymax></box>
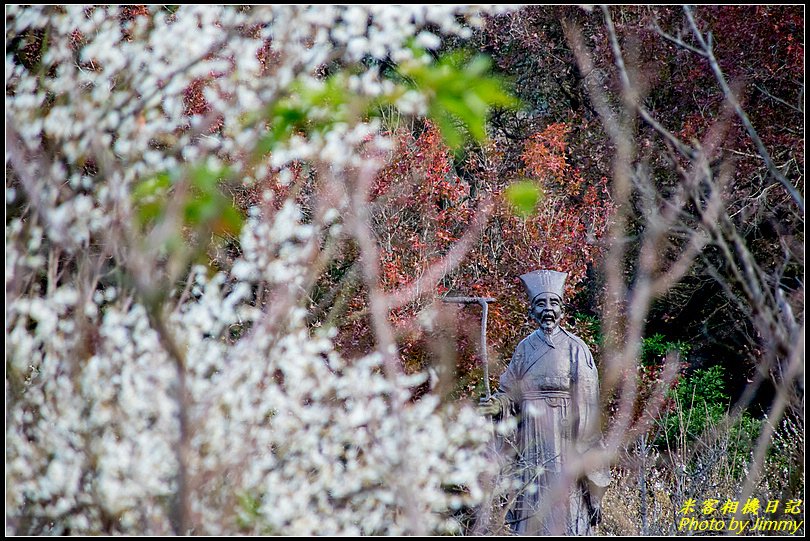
<box><xmin>6</xmin><ymin>5</ymin><xmax>513</xmax><ymax>535</ymax></box>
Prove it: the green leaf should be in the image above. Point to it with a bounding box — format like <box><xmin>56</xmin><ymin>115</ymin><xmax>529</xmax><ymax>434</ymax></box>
<box><xmin>191</xmin><ymin>166</ymin><xmax>224</xmax><ymax>193</ymax></box>
<box><xmin>396</xmin><ymin>48</ymin><xmax>520</xmax><ymax>148</ymax></box>
<box><xmin>465</xmin><ymin>55</ymin><xmax>492</xmax><ymax>77</ymax></box>
<box><xmin>132</xmin><ymin>172</ymin><xmax>173</xmax><ymax>227</ymax></box>
<box><xmin>184</xmin><ymin>193</ymin><xmax>216</xmax><ymax>225</ymax></box>
<box><xmin>130</xmin><ymin>165</ymin><xmax>243</xmax><ymax>239</ymax></box>
<box><xmin>235</xmin><ymin>491</ymin><xmax>262</xmax><ymax>530</ymax></box>
<box><xmin>504</xmin><ymin>180</ymin><xmax>544</xmax><ymax>217</ymax></box>
<box><xmin>135</xmin><ymin>201</ymin><xmax>165</xmax><ymax>228</ymax></box>
<box><xmin>132</xmin><ymin>172</ymin><xmax>172</xmax><ymax>202</ymax></box>
<box><xmin>429</xmin><ymin>108</ymin><xmax>463</xmax><ymax>149</ymax></box>
<box><xmin>215</xmin><ymin>204</ymin><xmax>244</xmax><ymax>236</ymax></box>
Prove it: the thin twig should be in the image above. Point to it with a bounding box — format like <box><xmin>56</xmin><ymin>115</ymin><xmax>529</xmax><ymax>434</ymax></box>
<box><xmin>683</xmin><ymin>6</ymin><xmax>804</xmax><ymax>213</ymax></box>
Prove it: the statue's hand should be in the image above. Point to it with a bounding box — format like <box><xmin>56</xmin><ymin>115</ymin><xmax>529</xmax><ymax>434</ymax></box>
<box><xmin>477</xmin><ymin>396</ymin><xmax>501</xmax><ymax>416</ymax></box>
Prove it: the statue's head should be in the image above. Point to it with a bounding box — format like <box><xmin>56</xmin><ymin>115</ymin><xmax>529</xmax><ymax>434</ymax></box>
<box><xmin>520</xmin><ymin>270</ymin><xmax>567</xmax><ymax>334</ymax></box>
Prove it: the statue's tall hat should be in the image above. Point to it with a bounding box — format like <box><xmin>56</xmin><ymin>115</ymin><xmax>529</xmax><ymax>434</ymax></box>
<box><xmin>519</xmin><ymin>269</ymin><xmax>567</xmax><ymax>303</ymax></box>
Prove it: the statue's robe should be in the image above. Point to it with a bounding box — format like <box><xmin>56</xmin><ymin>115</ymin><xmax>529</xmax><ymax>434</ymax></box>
<box><xmin>492</xmin><ymin>326</ymin><xmax>609</xmax><ymax>535</ymax></box>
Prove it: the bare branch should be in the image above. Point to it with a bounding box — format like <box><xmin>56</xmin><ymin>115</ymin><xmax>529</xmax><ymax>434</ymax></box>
<box><xmin>606</xmin><ymin>9</ymin><xmax>695</xmax><ymax>159</ymax></box>
<box><xmin>683</xmin><ymin>6</ymin><xmax>804</xmax><ymax>213</ymax></box>
<box><xmin>734</xmin><ymin>323</ymin><xmax>804</xmax><ymax>524</ymax></box>
<box><xmin>650</xmin><ymin>17</ymin><xmax>709</xmax><ymax>58</ymax></box>
<box><xmin>384</xmin><ymin>197</ymin><xmax>494</xmax><ymax>310</ymax></box>
<box><xmin>753</xmin><ymin>83</ymin><xmax>804</xmax><ymax>114</ymax></box>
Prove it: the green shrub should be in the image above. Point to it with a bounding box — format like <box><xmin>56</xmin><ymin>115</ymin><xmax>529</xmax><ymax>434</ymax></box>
<box><xmin>656</xmin><ymin>365</ymin><xmax>762</xmax><ymax>460</ymax></box>
<box><xmin>640</xmin><ymin>333</ymin><xmax>690</xmax><ymax>366</ymax></box>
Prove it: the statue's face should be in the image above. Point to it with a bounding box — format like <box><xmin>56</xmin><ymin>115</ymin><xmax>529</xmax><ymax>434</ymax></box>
<box><xmin>531</xmin><ymin>292</ymin><xmax>563</xmax><ymax>333</ymax></box>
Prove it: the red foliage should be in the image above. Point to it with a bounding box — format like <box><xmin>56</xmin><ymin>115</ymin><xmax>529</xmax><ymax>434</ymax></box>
<box><xmin>119</xmin><ymin>5</ymin><xmax>150</xmax><ymax>21</ymax></box>
<box><xmin>233</xmin><ymin>6</ymin><xmax>801</xmax><ymax>401</ymax></box>
<box><xmin>477</xmin><ymin>6</ymin><xmax>802</xmax><ymax>396</ymax></box>
<box><xmin>327</xmin><ymin>121</ymin><xmax>613</xmax><ymax>397</ymax></box>
<box><xmin>183</xmin><ymin>78</ymin><xmax>212</xmax><ymax>117</ymax></box>
<box><xmin>373</xmin><ymin>125</ymin><xmax>473</xmax><ymax>290</ymax></box>
<box><xmin>517</xmin><ymin>122</ymin><xmax>612</xmax><ymax>297</ymax></box>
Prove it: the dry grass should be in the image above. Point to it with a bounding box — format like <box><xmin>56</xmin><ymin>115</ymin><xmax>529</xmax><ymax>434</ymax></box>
<box><xmin>597</xmin><ymin>412</ymin><xmax>804</xmax><ymax>536</ymax></box>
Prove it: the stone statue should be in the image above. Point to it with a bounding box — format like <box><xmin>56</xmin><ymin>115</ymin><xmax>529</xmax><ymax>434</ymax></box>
<box><xmin>478</xmin><ymin>269</ymin><xmax>610</xmax><ymax>535</ymax></box>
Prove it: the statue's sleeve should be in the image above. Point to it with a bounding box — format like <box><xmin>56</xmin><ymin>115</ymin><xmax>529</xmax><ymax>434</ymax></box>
<box><xmin>493</xmin><ymin>340</ymin><xmax>523</xmax><ymax>417</ymax></box>
<box><xmin>575</xmin><ymin>344</ymin><xmax>600</xmax><ymax>450</ymax></box>
<box><xmin>575</xmin><ymin>342</ymin><xmax>611</xmax><ymax>491</ymax></box>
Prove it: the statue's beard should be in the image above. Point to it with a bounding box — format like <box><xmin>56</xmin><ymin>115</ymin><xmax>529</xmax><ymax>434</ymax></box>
<box><xmin>540</xmin><ymin>320</ymin><xmax>558</xmax><ymax>334</ymax></box>
<box><xmin>538</xmin><ymin>313</ymin><xmax>560</xmax><ymax>334</ymax></box>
